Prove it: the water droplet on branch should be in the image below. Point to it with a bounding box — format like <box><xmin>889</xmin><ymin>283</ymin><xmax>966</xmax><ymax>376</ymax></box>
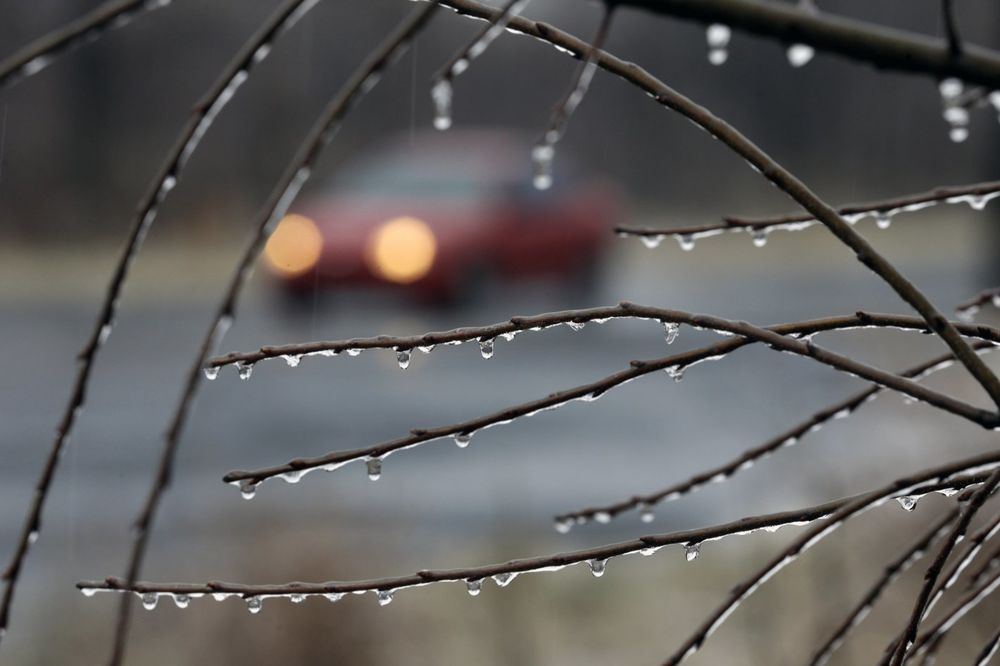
<box><xmin>141</xmin><ymin>592</ymin><xmax>158</xmax><ymax>610</ymax></box>
<box><xmin>896</xmin><ymin>496</ymin><xmax>918</xmax><ymax>512</ymax></box>
<box><xmin>396</xmin><ymin>348</ymin><xmax>411</xmax><ymax>370</ymax></box>
<box><xmin>663</xmin><ymin>322</ymin><xmax>680</xmax><ymax>344</ymax></box>
<box><xmin>684</xmin><ymin>543</ymin><xmax>701</xmax><ymax>562</ymax></box>
<box><xmin>366</xmin><ymin>458</ymin><xmax>383</xmax><ymax>481</ymax></box>
<box><xmin>479</xmin><ymin>338</ymin><xmax>494</xmax><ymax>359</ymax></box>
<box><xmin>588</xmin><ymin>558</ymin><xmax>607</xmax><ymax>577</ymax></box>
<box><xmin>493</xmin><ymin>572</ymin><xmax>517</xmax><ymax>587</ymax></box>
<box><xmin>453</xmin><ymin>432</ymin><xmax>473</xmax><ymax>448</ymax></box>
<box><xmin>431</xmin><ymin>79</ymin><xmax>453</xmax><ymax>130</ymax></box>
<box><xmin>246</xmin><ymin>596</ymin><xmax>263</xmax><ymax>614</ymax></box>
<box><xmin>786</xmin><ymin>43</ymin><xmax>814</xmax><ymax>67</ymax></box>
<box><xmin>237</xmin><ymin>363</ymin><xmax>254</xmax><ymax>381</ymax></box>
<box><xmin>203</xmin><ymin>366</ymin><xmax>220</xmax><ymax>381</ymax></box>
<box><xmin>377</xmin><ymin>589</ymin><xmax>394</xmax><ymax>606</ymax></box>
<box><xmin>466</xmin><ymin>579</ymin><xmax>482</xmax><ymax>596</ymax></box>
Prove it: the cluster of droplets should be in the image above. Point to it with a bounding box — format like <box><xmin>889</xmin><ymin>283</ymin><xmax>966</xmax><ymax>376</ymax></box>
<box><xmin>705</xmin><ymin>24</ymin><xmax>731</xmax><ymax>65</ymax></box>
<box><xmin>940</xmin><ymin>78</ymin><xmax>970</xmax><ymax>143</ymax></box>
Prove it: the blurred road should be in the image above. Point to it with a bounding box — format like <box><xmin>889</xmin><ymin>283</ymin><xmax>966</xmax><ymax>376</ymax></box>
<box><xmin>1</xmin><ymin>209</ymin><xmax>998</xmax><ymax>663</ymax></box>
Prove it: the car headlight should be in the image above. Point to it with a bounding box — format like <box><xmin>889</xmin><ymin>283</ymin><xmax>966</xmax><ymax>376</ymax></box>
<box><xmin>264</xmin><ymin>214</ymin><xmax>323</xmax><ymax>277</ymax></box>
<box><xmin>366</xmin><ymin>216</ymin><xmax>436</xmax><ymax>284</ymax></box>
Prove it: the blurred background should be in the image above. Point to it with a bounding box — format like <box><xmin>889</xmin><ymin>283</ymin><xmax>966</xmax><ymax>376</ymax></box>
<box><xmin>1</xmin><ymin>0</ymin><xmax>1000</xmax><ymax>663</ymax></box>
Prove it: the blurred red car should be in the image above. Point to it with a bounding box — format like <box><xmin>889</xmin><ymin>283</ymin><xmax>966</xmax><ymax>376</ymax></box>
<box><xmin>263</xmin><ymin>129</ymin><xmax>622</xmax><ymax>304</ymax></box>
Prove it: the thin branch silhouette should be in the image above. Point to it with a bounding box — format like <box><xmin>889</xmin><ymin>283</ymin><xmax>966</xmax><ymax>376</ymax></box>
<box><xmin>104</xmin><ymin>6</ymin><xmax>439</xmax><ymax>664</ymax></box>
<box><xmin>941</xmin><ymin>0</ymin><xmax>962</xmax><ymax>58</ymax></box>
<box><xmin>971</xmin><ymin>624</ymin><xmax>1000</xmax><ymax>666</ymax></box>
<box><xmin>958</xmin><ymin>287</ymin><xmax>1000</xmax><ymax>321</ymax></box>
<box><xmin>0</xmin><ymin>0</ymin><xmax>321</xmax><ymax>642</ymax></box>
<box><xmin>0</xmin><ymin>0</ymin><xmax>171</xmax><ymax>91</ymax></box>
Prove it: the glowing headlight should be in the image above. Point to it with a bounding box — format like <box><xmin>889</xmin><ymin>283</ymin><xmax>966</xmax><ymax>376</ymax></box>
<box><xmin>366</xmin><ymin>216</ymin><xmax>436</xmax><ymax>284</ymax></box>
<box><xmin>264</xmin><ymin>214</ymin><xmax>323</xmax><ymax>277</ymax></box>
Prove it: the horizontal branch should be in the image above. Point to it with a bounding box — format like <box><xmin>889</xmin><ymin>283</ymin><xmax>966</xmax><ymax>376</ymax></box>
<box><xmin>0</xmin><ymin>0</ymin><xmax>170</xmax><ymax>90</ymax></box>
<box><xmin>222</xmin><ymin>307</ymin><xmax>1000</xmax><ymax>493</ymax></box>
<box><xmin>613</xmin><ymin>0</ymin><xmax>1000</xmax><ymax>89</ymax></box>
<box><xmin>616</xmin><ymin>179</ymin><xmax>1000</xmax><ymax>248</ymax></box>
<box><xmin>557</xmin><ymin>340</ymin><xmax>998</xmax><ymax>529</ymax></box>
<box><xmin>76</xmin><ymin>468</ymin><xmax>993</xmax><ymax>605</ymax></box>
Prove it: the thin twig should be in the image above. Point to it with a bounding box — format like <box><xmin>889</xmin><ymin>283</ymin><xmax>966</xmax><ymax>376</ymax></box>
<box><xmin>0</xmin><ymin>0</ymin><xmax>170</xmax><ymax>90</ymax></box>
<box><xmin>0</xmin><ymin>0</ymin><xmax>319</xmax><ymax>643</ymax></box>
<box><xmin>105</xmin><ymin>6</ymin><xmax>439</xmax><ymax>665</ymax></box>
<box><xmin>808</xmin><ymin>509</ymin><xmax>960</xmax><ymax>666</ymax></box>
<box><xmin>908</xmin><ymin>566</ymin><xmax>1000</xmax><ymax>664</ymax></box>
<box><xmin>957</xmin><ymin>287</ymin><xmax>1000</xmax><ymax>322</ymax></box>
<box><xmin>887</xmin><ymin>469</ymin><xmax>1000</xmax><ymax>666</ymax></box>
<box><xmin>442</xmin><ymin>0</ymin><xmax>1000</xmax><ymax>420</ymax></box>
<box><xmin>971</xmin><ymin>624</ymin><xmax>1000</xmax><ymax>666</ymax></box>
<box><xmin>615</xmin><ymin>179</ymin><xmax>1000</xmax><ymax>246</ymax></box>
<box><xmin>222</xmin><ymin>307</ymin><xmax>999</xmax><ymax>492</ymax></box>
<box><xmin>941</xmin><ymin>0</ymin><xmax>962</xmax><ymax>58</ymax></box>
<box><xmin>558</xmin><ymin>341</ymin><xmax>998</xmax><ymax>528</ymax></box>
<box><xmin>77</xmin><ymin>466</ymin><xmax>995</xmax><ymax>605</ymax></box>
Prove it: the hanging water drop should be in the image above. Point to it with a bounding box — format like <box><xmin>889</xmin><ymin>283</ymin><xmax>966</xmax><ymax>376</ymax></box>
<box><xmin>567</xmin><ymin>321</ymin><xmax>586</xmax><ymax>332</ymax></box>
<box><xmin>677</xmin><ymin>234</ymin><xmax>695</xmax><ymax>251</ymax></box>
<box><xmin>246</xmin><ymin>596</ymin><xmax>263</xmax><ymax>614</ymax></box>
<box><xmin>479</xmin><ymin>338</ymin><xmax>494</xmax><ymax>359</ymax></box>
<box><xmin>786</xmin><ymin>43</ymin><xmax>814</xmax><ymax>67</ymax></box>
<box><xmin>663</xmin><ymin>322</ymin><xmax>680</xmax><ymax>344</ymax></box>
<box><xmin>684</xmin><ymin>542</ymin><xmax>701</xmax><ymax>562</ymax></box>
<box><xmin>666</xmin><ymin>365</ymin><xmax>684</xmax><ymax>382</ymax></box>
<box><xmin>594</xmin><ymin>511</ymin><xmax>611</xmax><ymax>523</ymax></box>
<box><xmin>640</xmin><ymin>507</ymin><xmax>655</xmax><ymax>523</ymax></box>
<box><xmin>896</xmin><ymin>495</ymin><xmax>918</xmax><ymax>512</ymax></box>
<box><xmin>395</xmin><ymin>348</ymin><xmax>411</xmax><ymax>370</ymax></box>
<box><xmin>453</xmin><ymin>432</ymin><xmax>473</xmax><ymax>448</ymax></box>
<box><xmin>203</xmin><ymin>366</ymin><xmax>220</xmax><ymax>381</ymax></box>
<box><xmin>466</xmin><ymin>579</ymin><xmax>482</xmax><ymax>596</ymax></box>
<box><xmin>751</xmin><ymin>228</ymin><xmax>768</xmax><ymax>247</ymax></box>
<box><xmin>377</xmin><ymin>589</ymin><xmax>394</xmax><ymax>606</ymax></box>
<box><xmin>290</xmin><ymin>594</ymin><xmax>306</xmax><ymax>603</ymax></box>
<box><xmin>173</xmin><ymin>594</ymin><xmax>191</xmax><ymax>609</ymax></box>
<box><xmin>588</xmin><ymin>558</ymin><xmax>608</xmax><ymax>577</ymax></box>
<box><xmin>705</xmin><ymin>24</ymin><xmax>730</xmax><ymax>66</ymax></box>
<box><xmin>531</xmin><ymin>143</ymin><xmax>555</xmax><ymax>190</ymax></box>
<box><xmin>141</xmin><ymin>592</ymin><xmax>158</xmax><ymax>610</ymax></box>
<box><xmin>283</xmin><ymin>354</ymin><xmax>301</xmax><ymax>368</ymax></box>
<box><xmin>366</xmin><ymin>458</ymin><xmax>382</xmax><ymax>481</ymax></box>
<box><xmin>554</xmin><ymin>518</ymin><xmax>572</xmax><ymax>534</ymax></box>
<box><xmin>323</xmin><ymin>592</ymin><xmax>345</xmax><ymax>603</ymax></box>
<box><xmin>640</xmin><ymin>234</ymin><xmax>664</xmax><ymax>249</ymax></box>
<box><xmin>239</xmin><ymin>480</ymin><xmax>257</xmax><ymax>500</ymax></box>
<box><xmin>431</xmin><ymin>79</ymin><xmax>453</xmax><ymax>130</ymax></box>
<box><xmin>939</xmin><ymin>78</ymin><xmax>963</xmax><ymax>100</ymax></box>
<box><xmin>493</xmin><ymin>572</ymin><xmax>517</xmax><ymax>587</ymax></box>
<box><xmin>346</xmin><ymin>348</ymin><xmax>362</xmax><ymax>357</ymax></box>
<box><xmin>237</xmin><ymin>363</ymin><xmax>254</xmax><ymax>381</ymax></box>
<box><xmin>875</xmin><ymin>212</ymin><xmax>892</xmax><ymax>229</ymax></box>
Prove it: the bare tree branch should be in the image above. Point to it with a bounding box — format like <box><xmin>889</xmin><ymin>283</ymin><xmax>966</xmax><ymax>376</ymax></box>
<box><xmin>0</xmin><ymin>0</ymin><xmax>321</xmax><ymax>643</ymax></box>
<box><xmin>611</xmin><ymin>0</ymin><xmax>1000</xmax><ymax>88</ymax></box>
<box><xmin>808</xmin><ymin>509</ymin><xmax>960</xmax><ymax>666</ymax></box>
<box><xmin>77</xmin><ymin>467</ymin><xmax>993</xmax><ymax>608</ymax></box>
<box><xmin>558</xmin><ymin>341</ymin><xmax>998</xmax><ymax>528</ymax></box>
<box><xmin>907</xmin><ymin>566</ymin><xmax>1000</xmax><ymax>663</ymax></box>
<box><xmin>941</xmin><ymin>0</ymin><xmax>962</xmax><ymax>58</ymax></box>
<box><xmin>222</xmin><ymin>308</ymin><xmax>1000</xmax><ymax>494</ymax></box>
<box><xmin>0</xmin><ymin>0</ymin><xmax>171</xmax><ymax>90</ymax></box>
<box><xmin>971</xmin><ymin>624</ymin><xmax>1000</xmax><ymax>666</ymax></box>
<box><xmin>958</xmin><ymin>287</ymin><xmax>1000</xmax><ymax>322</ymax></box>
<box><xmin>104</xmin><ymin>6</ymin><xmax>439</xmax><ymax>664</ymax></box>
<box><xmin>442</xmin><ymin>0</ymin><xmax>1000</xmax><ymax>421</ymax></box>
<box><xmin>616</xmin><ymin>179</ymin><xmax>1000</xmax><ymax>249</ymax></box>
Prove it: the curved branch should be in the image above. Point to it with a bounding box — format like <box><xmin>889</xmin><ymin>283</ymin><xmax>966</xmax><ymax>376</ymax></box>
<box><xmin>222</xmin><ymin>308</ymin><xmax>1000</xmax><ymax>493</ymax></box>
<box><xmin>612</xmin><ymin>0</ymin><xmax>1000</xmax><ymax>89</ymax></box>
<box><xmin>0</xmin><ymin>0</ymin><xmax>170</xmax><ymax>91</ymax></box>
<box><xmin>76</xmin><ymin>468</ymin><xmax>993</xmax><ymax>607</ymax></box>
<box><xmin>957</xmin><ymin>287</ymin><xmax>1000</xmax><ymax>322</ymax></box>
<box><xmin>442</xmin><ymin>0</ymin><xmax>1000</xmax><ymax>421</ymax></box>
<box><xmin>104</xmin><ymin>6</ymin><xmax>439</xmax><ymax>665</ymax></box>
<box><xmin>908</xmin><ymin>566</ymin><xmax>1000</xmax><ymax>664</ymax></box>
<box><xmin>616</xmin><ymin>179</ymin><xmax>1000</xmax><ymax>248</ymax></box>
<box><xmin>0</xmin><ymin>0</ymin><xmax>320</xmax><ymax>643</ymax></box>
<box><xmin>557</xmin><ymin>340</ymin><xmax>998</xmax><ymax>528</ymax></box>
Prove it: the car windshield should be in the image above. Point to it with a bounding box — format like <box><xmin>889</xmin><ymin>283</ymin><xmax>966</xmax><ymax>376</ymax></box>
<box><xmin>336</xmin><ymin>152</ymin><xmax>502</xmax><ymax>200</ymax></box>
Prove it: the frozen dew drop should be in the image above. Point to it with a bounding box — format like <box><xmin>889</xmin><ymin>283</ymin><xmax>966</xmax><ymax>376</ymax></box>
<box><xmin>377</xmin><ymin>590</ymin><xmax>394</xmax><ymax>606</ymax></box>
<box><xmin>751</xmin><ymin>228</ymin><xmax>768</xmax><ymax>248</ymax></box>
<box><xmin>663</xmin><ymin>322</ymin><xmax>680</xmax><ymax>344</ymax></box>
<box><xmin>666</xmin><ymin>365</ymin><xmax>684</xmax><ymax>383</ymax></box>
<box><xmin>479</xmin><ymin>338</ymin><xmax>494</xmax><ymax>359</ymax></box>
<box><xmin>466</xmin><ymin>579</ymin><xmax>482</xmax><ymax>596</ymax></box>
<box><xmin>554</xmin><ymin>518</ymin><xmax>573</xmax><ymax>534</ymax></box>
<box><xmin>346</xmin><ymin>348</ymin><xmax>362</xmax><ymax>357</ymax></box>
<box><xmin>290</xmin><ymin>593</ymin><xmax>306</xmax><ymax>603</ymax></box>
<box><xmin>896</xmin><ymin>496</ymin><xmax>918</xmax><ymax>512</ymax></box>
<box><xmin>237</xmin><ymin>362</ymin><xmax>254</xmax><ymax>381</ymax></box>
<box><xmin>366</xmin><ymin>458</ymin><xmax>382</xmax><ymax>482</ymax></box>
<box><xmin>395</xmin><ymin>348</ymin><xmax>411</xmax><ymax>369</ymax></box>
<box><xmin>492</xmin><ymin>572</ymin><xmax>517</xmax><ymax>587</ymax></box>
<box><xmin>640</xmin><ymin>234</ymin><xmax>664</xmax><ymax>249</ymax></box>
<box><xmin>677</xmin><ymin>234</ymin><xmax>695</xmax><ymax>251</ymax></box>
<box><xmin>531</xmin><ymin>143</ymin><xmax>555</xmax><ymax>190</ymax></box>
<box><xmin>246</xmin><ymin>596</ymin><xmax>263</xmax><ymax>614</ymax></box>
<box><xmin>453</xmin><ymin>432</ymin><xmax>473</xmax><ymax>448</ymax></box>
<box><xmin>567</xmin><ymin>321</ymin><xmax>586</xmax><ymax>332</ymax></box>
<box><xmin>786</xmin><ymin>43</ymin><xmax>814</xmax><ymax>67</ymax></box>
<box><xmin>588</xmin><ymin>558</ymin><xmax>608</xmax><ymax>577</ymax></box>
<box><xmin>283</xmin><ymin>354</ymin><xmax>301</xmax><ymax>368</ymax></box>
<box><xmin>142</xmin><ymin>592</ymin><xmax>158</xmax><ymax>610</ymax></box>
<box><xmin>323</xmin><ymin>592</ymin><xmax>344</xmax><ymax>603</ymax></box>
<box><xmin>875</xmin><ymin>212</ymin><xmax>892</xmax><ymax>230</ymax></box>
<box><xmin>173</xmin><ymin>594</ymin><xmax>191</xmax><ymax>609</ymax></box>
<box><xmin>203</xmin><ymin>365</ymin><xmax>220</xmax><ymax>381</ymax></box>
<box><xmin>684</xmin><ymin>542</ymin><xmax>701</xmax><ymax>562</ymax></box>
<box><xmin>431</xmin><ymin>79</ymin><xmax>453</xmax><ymax>130</ymax></box>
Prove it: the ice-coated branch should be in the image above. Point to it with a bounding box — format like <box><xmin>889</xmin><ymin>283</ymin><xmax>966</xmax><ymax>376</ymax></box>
<box><xmin>907</xmin><ymin>566</ymin><xmax>1000</xmax><ymax>663</ymax></box>
<box><xmin>887</xmin><ymin>469</ymin><xmax>1000</xmax><ymax>666</ymax></box>
<box><xmin>660</xmin><ymin>458</ymin><xmax>1000</xmax><ymax>666</ymax></box>
<box><xmin>442</xmin><ymin>0</ymin><xmax>1000</xmax><ymax>417</ymax></box>
<box><xmin>957</xmin><ymin>287</ymin><xmax>1000</xmax><ymax>322</ymax></box>
<box><xmin>967</xmin><ymin>539</ymin><xmax>1000</xmax><ymax>591</ymax></box>
<box><xmin>616</xmin><ymin>179</ymin><xmax>1000</xmax><ymax>249</ymax></box>
<box><xmin>529</xmin><ymin>2</ymin><xmax>613</xmax><ymax>190</ymax></box>
<box><xmin>222</xmin><ymin>308</ymin><xmax>1000</xmax><ymax>493</ymax></box>
<box><xmin>0</xmin><ymin>0</ymin><xmax>171</xmax><ymax>90</ymax></box>
<box><xmin>609</xmin><ymin>0</ymin><xmax>1000</xmax><ymax>89</ymax></box>
<box><xmin>925</xmin><ymin>507</ymin><xmax>1000</xmax><ymax>618</ymax></box>
<box><xmin>808</xmin><ymin>509</ymin><xmax>960</xmax><ymax>666</ymax></box>
<box><xmin>971</xmin><ymin>624</ymin><xmax>1000</xmax><ymax>666</ymax></box>
<box><xmin>104</xmin><ymin>6</ymin><xmax>439</xmax><ymax>665</ymax></box>
<box><xmin>0</xmin><ymin>0</ymin><xmax>321</xmax><ymax>644</ymax></box>
<box><xmin>205</xmin><ymin>307</ymin><xmax>1000</xmax><ymax>373</ymax></box>
<box><xmin>77</xmin><ymin>466</ymin><xmax>995</xmax><ymax>609</ymax></box>
<box><xmin>557</xmin><ymin>340</ymin><xmax>998</xmax><ymax>529</ymax></box>
<box><xmin>430</xmin><ymin>0</ymin><xmax>531</xmax><ymax>130</ymax></box>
